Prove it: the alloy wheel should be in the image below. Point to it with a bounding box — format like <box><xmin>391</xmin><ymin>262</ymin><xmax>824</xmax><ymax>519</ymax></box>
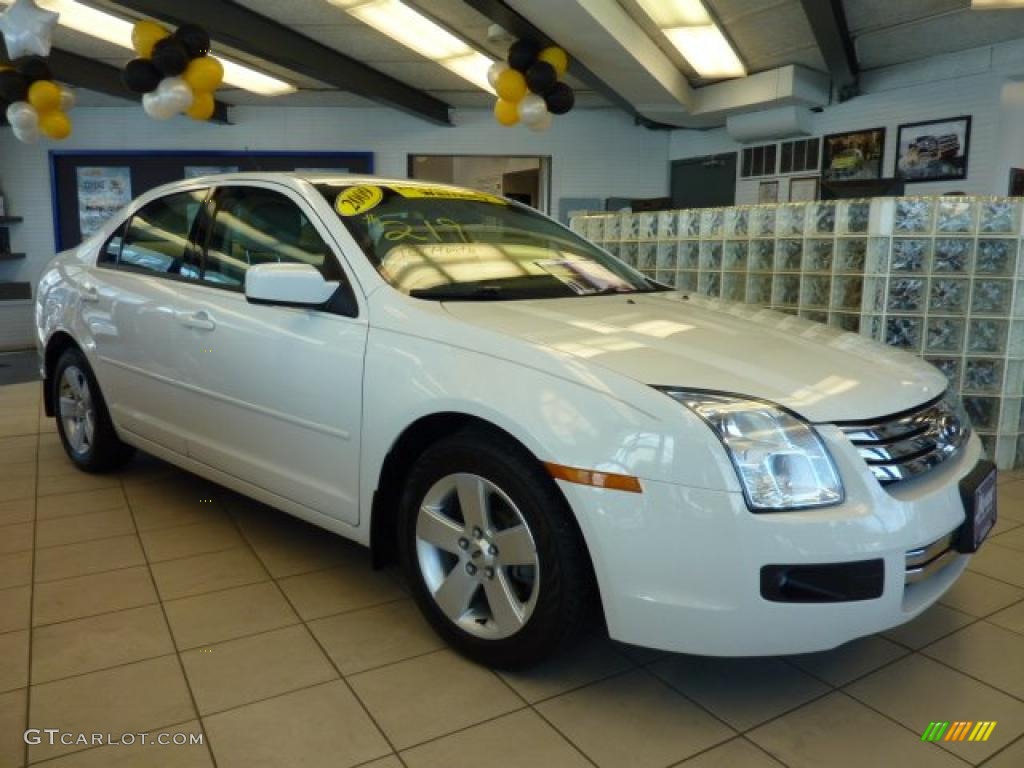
<box><xmin>58</xmin><ymin>365</ymin><xmax>96</xmax><ymax>457</ymax></box>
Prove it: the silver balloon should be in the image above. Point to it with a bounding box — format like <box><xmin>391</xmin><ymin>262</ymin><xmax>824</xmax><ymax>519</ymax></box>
<box><xmin>0</xmin><ymin>0</ymin><xmax>59</xmax><ymax>59</ymax></box>
<box><xmin>527</xmin><ymin>111</ymin><xmax>553</xmax><ymax>132</ymax></box>
<box><xmin>142</xmin><ymin>90</ymin><xmax>177</xmax><ymax>120</ymax></box>
<box><xmin>58</xmin><ymin>87</ymin><xmax>76</xmax><ymax>113</ymax></box>
<box><xmin>156</xmin><ymin>76</ymin><xmax>194</xmax><ymax>113</ymax></box>
<box><xmin>12</xmin><ymin>122</ymin><xmax>39</xmax><ymax>144</ymax></box>
<box><xmin>6</xmin><ymin>100</ymin><xmax>38</xmax><ymax>131</ymax></box>
<box><xmin>517</xmin><ymin>93</ymin><xmax>549</xmax><ymax>127</ymax></box>
<box><xmin>487</xmin><ymin>60</ymin><xmax>509</xmax><ymax>89</ymax></box>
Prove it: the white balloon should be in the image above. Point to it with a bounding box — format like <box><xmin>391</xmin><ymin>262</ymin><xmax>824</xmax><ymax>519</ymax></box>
<box><xmin>0</xmin><ymin>0</ymin><xmax>58</xmax><ymax>59</ymax></box>
<box><xmin>517</xmin><ymin>93</ymin><xmax>548</xmax><ymax>126</ymax></box>
<box><xmin>142</xmin><ymin>90</ymin><xmax>177</xmax><ymax>120</ymax></box>
<box><xmin>487</xmin><ymin>60</ymin><xmax>509</xmax><ymax>89</ymax></box>
<box><xmin>12</xmin><ymin>121</ymin><xmax>39</xmax><ymax>144</ymax></box>
<box><xmin>527</xmin><ymin>111</ymin><xmax>553</xmax><ymax>132</ymax></box>
<box><xmin>58</xmin><ymin>87</ymin><xmax>76</xmax><ymax>113</ymax></box>
<box><xmin>6</xmin><ymin>100</ymin><xmax>38</xmax><ymax>131</ymax></box>
<box><xmin>156</xmin><ymin>76</ymin><xmax>194</xmax><ymax>113</ymax></box>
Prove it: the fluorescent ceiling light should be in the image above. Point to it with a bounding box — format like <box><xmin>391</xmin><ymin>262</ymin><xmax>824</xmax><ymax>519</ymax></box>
<box><xmin>0</xmin><ymin>0</ymin><xmax>295</xmax><ymax>95</ymax></box>
<box><xmin>634</xmin><ymin>0</ymin><xmax>745</xmax><ymax>79</ymax></box>
<box><xmin>330</xmin><ymin>0</ymin><xmax>495</xmax><ymax>93</ymax></box>
<box><xmin>972</xmin><ymin>0</ymin><xmax>1024</xmax><ymax>6</ymax></box>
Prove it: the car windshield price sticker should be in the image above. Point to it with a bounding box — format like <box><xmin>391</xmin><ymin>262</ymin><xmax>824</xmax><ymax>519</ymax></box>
<box><xmin>335</xmin><ymin>186</ymin><xmax>384</xmax><ymax>216</ymax></box>
<box><xmin>390</xmin><ymin>185</ymin><xmax>507</xmax><ymax>205</ymax></box>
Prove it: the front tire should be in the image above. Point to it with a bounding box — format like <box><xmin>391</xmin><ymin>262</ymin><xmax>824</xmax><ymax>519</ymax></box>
<box><xmin>53</xmin><ymin>348</ymin><xmax>134</xmax><ymax>472</ymax></box>
<box><xmin>398</xmin><ymin>428</ymin><xmax>595</xmax><ymax>668</ymax></box>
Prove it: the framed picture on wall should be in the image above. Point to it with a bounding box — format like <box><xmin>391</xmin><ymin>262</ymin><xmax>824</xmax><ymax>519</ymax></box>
<box><xmin>895</xmin><ymin>116</ymin><xmax>971</xmax><ymax>183</ymax></box>
<box><xmin>822</xmin><ymin>127</ymin><xmax>886</xmax><ymax>182</ymax></box>
<box><xmin>758</xmin><ymin>180</ymin><xmax>779</xmax><ymax>204</ymax></box>
<box><xmin>789</xmin><ymin>176</ymin><xmax>820</xmax><ymax>202</ymax></box>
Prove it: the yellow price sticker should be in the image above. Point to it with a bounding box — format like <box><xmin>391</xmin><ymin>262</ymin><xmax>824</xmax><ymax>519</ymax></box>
<box><xmin>390</xmin><ymin>185</ymin><xmax>506</xmax><ymax>205</ymax></box>
<box><xmin>335</xmin><ymin>185</ymin><xmax>384</xmax><ymax>216</ymax></box>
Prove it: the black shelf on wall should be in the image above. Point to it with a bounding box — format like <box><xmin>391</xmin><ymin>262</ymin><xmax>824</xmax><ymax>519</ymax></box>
<box><xmin>0</xmin><ymin>212</ymin><xmax>30</xmax><ymax>302</ymax></box>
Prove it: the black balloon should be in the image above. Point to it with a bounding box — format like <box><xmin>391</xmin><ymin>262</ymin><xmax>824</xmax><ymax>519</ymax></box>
<box><xmin>122</xmin><ymin>58</ymin><xmax>163</xmax><ymax>94</ymax></box>
<box><xmin>507</xmin><ymin>39</ymin><xmax>540</xmax><ymax>73</ymax></box>
<box><xmin>150</xmin><ymin>37</ymin><xmax>189</xmax><ymax>76</ymax></box>
<box><xmin>544</xmin><ymin>82</ymin><xmax>575</xmax><ymax>115</ymax></box>
<box><xmin>174</xmin><ymin>24</ymin><xmax>211</xmax><ymax>59</ymax></box>
<box><xmin>16</xmin><ymin>56</ymin><xmax>52</xmax><ymax>84</ymax></box>
<box><xmin>525</xmin><ymin>61</ymin><xmax>557</xmax><ymax>94</ymax></box>
<box><xmin>0</xmin><ymin>70</ymin><xmax>28</xmax><ymax>103</ymax></box>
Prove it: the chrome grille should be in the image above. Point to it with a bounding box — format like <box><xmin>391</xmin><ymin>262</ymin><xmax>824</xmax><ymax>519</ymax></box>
<box><xmin>836</xmin><ymin>394</ymin><xmax>970</xmax><ymax>485</ymax></box>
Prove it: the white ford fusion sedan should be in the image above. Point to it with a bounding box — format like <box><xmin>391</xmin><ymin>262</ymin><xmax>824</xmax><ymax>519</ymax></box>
<box><xmin>36</xmin><ymin>173</ymin><xmax>996</xmax><ymax>667</ymax></box>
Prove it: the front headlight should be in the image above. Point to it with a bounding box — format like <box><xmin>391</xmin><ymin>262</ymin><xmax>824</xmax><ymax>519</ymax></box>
<box><xmin>659</xmin><ymin>389</ymin><xmax>844</xmax><ymax>512</ymax></box>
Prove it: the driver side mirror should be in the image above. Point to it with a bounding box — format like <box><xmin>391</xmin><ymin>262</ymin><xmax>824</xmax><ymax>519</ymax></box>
<box><xmin>245</xmin><ymin>263</ymin><xmax>339</xmax><ymax>308</ymax></box>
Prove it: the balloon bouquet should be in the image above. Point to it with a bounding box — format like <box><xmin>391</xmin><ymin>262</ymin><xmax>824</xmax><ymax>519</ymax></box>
<box><xmin>121</xmin><ymin>21</ymin><xmax>223</xmax><ymax>121</ymax></box>
<box><xmin>0</xmin><ymin>0</ymin><xmax>75</xmax><ymax>143</ymax></box>
<box><xmin>489</xmin><ymin>39</ymin><xmax>575</xmax><ymax>131</ymax></box>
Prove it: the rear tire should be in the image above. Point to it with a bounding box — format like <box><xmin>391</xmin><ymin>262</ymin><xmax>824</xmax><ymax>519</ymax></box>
<box><xmin>398</xmin><ymin>427</ymin><xmax>595</xmax><ymax>668</ymax></box>
<box><xmin>53</xmin><ymin>347</ymin><xmax>134</xmax><ymax>473</ymax></box>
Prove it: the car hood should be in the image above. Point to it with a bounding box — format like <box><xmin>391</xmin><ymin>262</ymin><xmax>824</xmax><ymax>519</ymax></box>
<box><xmin>441</xmin><ymin>292</ymin><xmax>946</xmax><ymax>423</ymax></box>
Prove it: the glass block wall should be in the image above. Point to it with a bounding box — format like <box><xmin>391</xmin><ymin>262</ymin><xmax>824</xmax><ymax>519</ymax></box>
<box><xmin>569</xmin><ymin>197</ymin><xmax>1024</xmax><ymax>469</ymax></box>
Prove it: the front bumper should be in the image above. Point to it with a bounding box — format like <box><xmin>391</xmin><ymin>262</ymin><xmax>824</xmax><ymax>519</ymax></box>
<box><xmin>560</xmin><ymin>428</ymin><xmax>983</xmax><ymax>656</ymax></box>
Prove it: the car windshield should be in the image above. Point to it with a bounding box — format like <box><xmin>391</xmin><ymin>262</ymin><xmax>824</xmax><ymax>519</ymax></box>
<box><xmin>316</xmin><ymin>182</ymin><xmax>664</xmax><ymax>300</ymax></box>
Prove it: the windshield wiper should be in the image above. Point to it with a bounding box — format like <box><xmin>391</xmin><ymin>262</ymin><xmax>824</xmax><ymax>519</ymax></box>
<box><xmin>409</xmin><ymin>285</ymin><xmax>508</xmax><ymax>301</ymax></box>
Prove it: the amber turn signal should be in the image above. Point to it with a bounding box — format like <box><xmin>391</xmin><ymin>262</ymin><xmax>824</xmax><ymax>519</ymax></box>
<box><xmin>544</xmin><ymin>462</ymin><xmax>643</xmax><ymax>493</ymax></box>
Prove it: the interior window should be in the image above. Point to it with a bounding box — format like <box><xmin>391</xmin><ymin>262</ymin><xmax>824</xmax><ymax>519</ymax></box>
<box><xmin>118</xmin><ymin>189</ymin><xmax>208</xmax><ymax>276</ymax></box>
<box><xmin>203</xmin><ymin>187</ymin><xmax>339</xmax><ymax>289</ymax></box>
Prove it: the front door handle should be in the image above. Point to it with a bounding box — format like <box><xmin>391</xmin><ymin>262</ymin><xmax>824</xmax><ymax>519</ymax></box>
<box><xmin>178</xmin><ymin>310</ymin><xmax>216</xmax><ymax>332</ymax></box>
<box><xmin>80</xmin><ymin>284</ymin><xmax>99</xmax><ymax>303</ymax></box>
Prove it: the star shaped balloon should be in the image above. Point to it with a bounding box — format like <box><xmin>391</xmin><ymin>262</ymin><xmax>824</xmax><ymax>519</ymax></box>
<box><xmin>0</xmin><ymin>0</ymin><xmax>59</xmax><ymax>60</ymax></box>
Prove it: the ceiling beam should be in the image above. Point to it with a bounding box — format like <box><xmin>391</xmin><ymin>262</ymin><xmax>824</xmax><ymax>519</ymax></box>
<box><xmin>107</xmin><ymin>0</ymin><xmax>452</xmax><ymax>125</ymax></box>
<box><xmin>1</xmin><ymin>49</ymin><xmax>230</xmax><ymax>126</ymax></box>
<box><xmin>798</xmin><ymin>0</ymin><xmax>859</xmax><ymax>101</ymax></box>
<box><xmin>460</xmin><ymin>0</ymin><xmax>672</xmax><ymax>129</ymax></box>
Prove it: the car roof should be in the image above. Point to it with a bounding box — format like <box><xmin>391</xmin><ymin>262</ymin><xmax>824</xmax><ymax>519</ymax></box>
<box><xmin>166</xmin><ymin>171</ymin><xmax>476</xmax><ymax>191</ymax></box>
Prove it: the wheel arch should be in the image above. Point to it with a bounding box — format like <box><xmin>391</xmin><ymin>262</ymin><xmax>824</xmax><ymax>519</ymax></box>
<box><xmin>42</xmin><ymin>331</ymin><xmax>83</xmax><ymax>417</ymax></box>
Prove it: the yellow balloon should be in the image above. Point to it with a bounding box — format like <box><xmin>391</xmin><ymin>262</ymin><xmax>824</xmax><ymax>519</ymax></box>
<box><xmin>538</xmin><ymin>46</ymin><xmax>569</xmax><ymax>77</ymax></box>
<box><xmin>494</xmin><ymin>99</ymin><xmax>519</xmax><ymax>127</ymax></box>
<box><xmin>40</xmin><ymin>111</ymin><xmax>72</xmax><ymax>140</ymax></box>
<box><xmin>186</xmin><ymin>91</ymin><xmax>216</xmax><ymax>121</ymax></box>
<box><xmin>28</xmin><ymin>81</ymin><xmax>62</xmax><ymax>113</ymax></box>
<box><xmin>132</xmin><ymin>20</ymin><xmax>170</xmax><ymax>58</ymax></box>
<box><xmin>183</xmin><ymin>56</ymin><xmax>224</xmax><ymax>93</ymax></box>
<box><xmin>495</xmin><ymin>69</ymin><xmax>527</xmax><ymax>102</ymax></box>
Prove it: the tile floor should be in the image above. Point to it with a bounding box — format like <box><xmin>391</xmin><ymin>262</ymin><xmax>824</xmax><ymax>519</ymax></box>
<box><xmin>1</xmin><ymin>378</ymin><xmax>1024</xmax><ymax>767</ymax></box>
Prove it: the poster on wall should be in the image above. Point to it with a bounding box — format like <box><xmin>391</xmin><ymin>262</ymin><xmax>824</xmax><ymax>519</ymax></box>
<box><xmin>789</xmin><ymin>176</ymin><xmax>820</xmax><ymax>202</ymax></box>
<box><xmin>76</xmin><ymin>167</ymin><xmax>132</xmax><ymax>238</ymax></box>
<box><xmin>822</xmin><ymin>127</ymin><xmax>886</xmax><ymax>182</ymax></box>
<box><xmin>184</xmin><ymin>166</ymin><xmax>239</xmax><ymax>179</ymax></box>
<box><xmin>895</xmin><ymin>116</ymin><xmax>971</xmax><ymax>183</ymax></box>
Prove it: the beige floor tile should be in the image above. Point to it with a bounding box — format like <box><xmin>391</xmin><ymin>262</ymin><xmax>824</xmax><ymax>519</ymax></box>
<box><xmin>537</xmin><ymin>670</ymin><xmax>733</xmax><ymax>768</ymax></box>
<box><xmin>233</xmin><ymin>507</ymin><xmax>349</xmax><ymax>578</ymax></box>
<box><xmin>276</xmin><ymin>560</ymin><xmax>405</xmax><ymax>621</ymax></box>
<box><xmin>924</xmin><ymin>621</ymin><xmax>1024</xmax><ymax>699</ymax></box>
<box><xmin>140</xmin><ymin>518</ymin><xmax>244</xmax><ymax>563</ymax></box>
<box><xmin>203</xmin><ymin>680</ymin><xmax>390</xmax><ymax>768</ymax></box>
<box><xmin>33</xmin><ymin>566</ymin><xmax>157</xmax><ymax>626</ymax></box>
<box><xmin>31</xmin><ymin>605</ymin><xmax>174</xmax><ymax>684</ymax></box>
<box><xmin>0</xmin><ymin>461</ymin><xmax>34</xmax><ymax>483</ymax></box>
<box><xmin>163</xmin><ymin>581</ymin><xmax>298</xmax><ymax>650</ymax></box>
<box><xmin>0</xmin><ymin>630</ymin><xmax>28</xmax><ymax>692</ymax></box>
<box><xmin>0</xmin><ymin>473</ymin><xmax>34</xmax><ymax>503</ymax></box>
<box><xmin>0</xmin><ymin>434</ymin><xmax>37</xmax><ymax>464</ymax></box>
<box><xmin>357</xmin><ymin>758</ymin><xmax>402</xmax><ymax>768</ymax></box>
<box><xmin>0</xmin><ymin>551</ymin><xmax>31</xmax><ymax>590</ymax></box>
<box><xmin>349</xmin><ymin>649</ymin><xmax>523</xmax><ymax>750</ymax></box>
<box><xmin>748</xmin><ymin>692</ymin><xmax>962</xmax><ymax>768</ymax></box>
<box><xmin>35</xmin><ymin>471</ymin><xmax>120</xmax><ymax>498</ymax></box>
<box><xmin>131</xmin><ymin>500</ymin><xmax>228</xmax><ymax>533</ymax></box>
<box><xmin>150</xmin><ymin>548</ymin><xmax>267</xmax><ymax>601</ymax></box>
<box><xmin>0</xmin><ymin>585</ymin><xmax>31</xmax><ymax>633</ymax></box>
<box><xmin>988</xmin><ymin>600</ymin><xmax>1024</xmax><ymax>634</ymax></box>
<box><xmin>998</xmin><ymin>482</ymin><xmax>1024</xmax><ymax>522</ymax></box>
<box><xmin>401</xmin><ymin>709</ymin><xmax>591</xmax><ymax>768</ymax></box>
<box><xmin>848</xmin><ymin>653</ymin><xmax>1024</xmax><ymax>762</ymax></box>
<box><xmin>939</xmin><ymin>570</ymin><xmax>1024</xmax><ymax>617</ymax></box>
<box><xmin>0</xmin><ymin>688</ymin><xmax>26</xmax><ymax>768</ymax></box>
<box><xmin>117</xmin><ymin>454</ymin><xmax>188</xmax><ymax>487</ymax></box>
<box><xmin>0</xmin><ymin>522</ymin><xmax>33</xmax><ymax>554</ymax></box>
<box><xmin>35</xmin><ymin>507</ymin><xmax>135</xmax><ymax>549</ymax></box>
<box><xmin>983</xmin><ymin>734</ymin><xmax>1024</xmax><ymax>767</ymax></box>
<box><xmin>28</xmin><ymin>656</ymin><xmax>196</xmax><ymax>761</ymax></box>
<box><xmin>34</xmin><ymin>535</ymin><xmax>145</xmax><ymax>583</ymax></box>
<box><xmin>882</xmin><ymin>603</ymin><xmax>975</xmax><ymax>649</ymax></box>
<box><xmin>786</xmin><ymin>635</ymin><xmax>908</xmax><ymax>687</ymax></box>
<box><xmin>308</xmin><ymin>599</ymin><xmax>445</xmax><ymax>676</ymax></box>
<box><xmin>499</xmin><ymin>635</ymin><xmax>635</xmax><ymax>704</ymax></box>
<box><xmin>967</xmin><ymin>542</ymin><xmax>1024</xmax><ymax>587</ymax></box>
<box><xmin>0</xmin><ymin>498</ymin><xmax>33</xmax><ymax>526</ymax></box>
<box><xmin>36</xmin><ymin>488</ymin><xmax>126</xmax><ymax>520</ymax></box>
<box><xmin>992</xmin><ymin>524</ymin><xmax>1024</xmax><ymax>552</ymax></box>
<box><xmin>675</xmin><ymin>738</ymin><xmax>786</xmax><ymax>767</ymax></box>
<box><xmin>35</xmin><ymin>720</ymin><xmax>212</xmax><ymax>768</ymax></box>
<box><xmin>650</xmin><ymin>656</ymin><xmax>829</xmax><ymax>732</ymax></box>
<box><xmin>181</xmin><ymin>625</ymin><xmax>337</xmax><ymax>715</ymax></box>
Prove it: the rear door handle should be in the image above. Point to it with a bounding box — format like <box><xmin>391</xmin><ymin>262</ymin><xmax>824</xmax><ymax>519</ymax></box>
<box><xmin>178</xmin><ymin>310</ymin><xmax>216</xmax><ymax>331</ymax></box>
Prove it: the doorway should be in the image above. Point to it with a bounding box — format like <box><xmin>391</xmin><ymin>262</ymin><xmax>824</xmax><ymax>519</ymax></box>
<box><xmin>670</xmin><ymin>153</ymin><xmax>738</xmax><ymax>209</ymax></box>
<box><xmin>408</xmin><ymin>155</ymin><xmax>551</xmax><ymax>213</ymax></box>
